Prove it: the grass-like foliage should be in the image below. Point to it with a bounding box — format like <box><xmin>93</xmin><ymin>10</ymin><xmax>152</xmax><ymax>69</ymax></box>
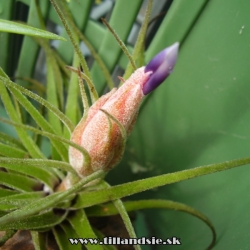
<box><xmin>0</xmin><ymin>0</ymin><xmax>249</xmax><ymax>249</ymax></box>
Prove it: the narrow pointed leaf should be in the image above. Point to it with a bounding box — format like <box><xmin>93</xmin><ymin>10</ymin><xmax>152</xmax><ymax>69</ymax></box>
<box><xmin>53</xmin><ymin>224</ymin><xmax>80</xmax><ymax>250</ymax></box>
<box><xmin>0</xmin><ymin>80</ymin><xmax>45</xmax><ymax>158</ymax></box>
<box><xmin>0</xmin><ymin>170</ymin><xmax>105</xmax><ymax>227</ymax></box>
<box><xmin>0</xmin><ymin>192</ymin><xmax>45</xmax><ymax>211</ymax></box>
<box><xmin>0</xmin><ymin>118</ymin><xmax>88</xmax><ymax>174</ymax></box>
<box><xmin>0</xmin><ymin>172</ymin><xmax>41</xmax><ymax>192</ymax></box>
<box><xmin>31</xmin><ymin>231</ymin><xmax>46</xmax><ymax>250</ymax></box>
<box><xmin>66</xmin><ymin>67</ymin><xmax>99</xmax><ymax>104</ymax></box>
<box><xmin>0</xmin><ymin>158</ymin><xmax>75</xmax><ymax>173</ymax></box>
<box><xmin>44</xmin><ymin>44</ymin><xmax>63</xmax><ymax>136</ymax></box>
<box><xmin>1</xmin><ymin>76</ymin><xmax>74</xmax><ymax>133</ymax></box>
<box><xmin>0</xmin><ymin>132</ymin><xmax>25</xmax><ymax>149</ymax></box>
<box><xmin>101</xmin><ymin>18</ymin><xmax>136</xmax><ymax>72</ymax></box>
<box><xmin>99</xmin><ymin>181</ymin><xmax>139</xmax><ymax>250</ymax></box>
<box><xmin>0</xmin><ymin>189</ymin><xmax>19</xmax><ymax>198</ymax></box>
<box><xmin>0</xmin><ymin>210</ymin><xmax>68</xmax><ymax>230</ymax></box>
<box><xmin>72</xmin><ymin>23</ymin><xmax>115</xmax><ymax>91</ymax></box>
<box><xmin>73</xmin><ymin>156</ymin><xmax>250</xmax><ymax>209</ymax></box>
<box><xmin>86</xmin><ymin>199</ymin><xmax>216</xmax><ymax>250</ymax></box>
<box><xmin>7</xmin><ymin>82</ymin><xmax>68</xmax><ymax>161</ymax></box>
<box><xmin>50</xmin><ymin>0</ymin><xmax>91</xmax><ymax>80</ymax></box>
<box><xmin>0</xmin><ymin>162</ymin><xmax>58</xmax><ymax>192</ymax></box>
<box><xmin>0</xmin><ymin>143</ymin><xmax>27</xmax><ymax>158</ymax></box>
<box><xmin>68</xmin><ymin>209</ymin><xmax>103</xmax><ymax>250</ymax></box>
<box><xmin>64</xmin><ymin>55</ymin><xmax>81</xmax><ymax>129</ymax></box>
<box><xmin>61</xmin><ymin>222</ymin><xmax>83</xmax><ymax>250</ymax></box>
<box><xmin>123</xmin><ymin>0</ymin><xmax>153</xmax><ymax>80</ymax></box>
<box><xmin>0</xmin><ymin>19</ymin><xmax>66</xmax><ymax>41</ymax></box>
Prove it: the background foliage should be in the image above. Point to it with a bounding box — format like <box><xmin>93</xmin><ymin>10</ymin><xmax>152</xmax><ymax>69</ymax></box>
<box><xmin>0</xmin><ymin>0</ymin><xmax>250</xmax><ymax>249</ymax></box>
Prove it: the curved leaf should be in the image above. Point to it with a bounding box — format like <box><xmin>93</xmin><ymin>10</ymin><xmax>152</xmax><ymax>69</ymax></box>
<box><xmin>99</xmin><ymin>181</ymin><xmax>139</xmax><ymax>250</ymax></box>
<box><xmin>7</xmin><ymin>81</ymin><xmax>68</xmax><ymax>161</ymax></box>
<box><xmin>0</xmin><ymin>158</ymin><xmax>74</xmax><ymax>173</ymax></box>
<box><xmin>74</xmin><ymin>156</ymin><xmax>250</xmax><ymax>209</ymax></box>
<box><xmin>0</xmin><ymin>170</ymin><xmax>105</xmax><ymax>227</ymax></box>
<box><xmin>1</xmin><ymin>76</ymin><xmax>74</xmax><ymax>133</ymax></box>
<box><xmin>0</xmin><ymin>79</ymin><xmax>45</xmax><ymax>158</ymax></box>
<box><xmin>86</xmin><ymin>199</ymin><xmax>216</xmax><ymax>250</ymax></box>
<box><xmin>0</xmin><ymin>117</ymin><xmax>89</xmax><ymax>173</ymax></box>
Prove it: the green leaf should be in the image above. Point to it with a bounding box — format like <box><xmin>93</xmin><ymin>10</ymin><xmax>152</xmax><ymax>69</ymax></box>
<box><xmin>44</xmin><ymin>43</ymin><xmax>64</xmax><ymax>136</ymax></box>
<box><xmin>0</xmin><ymin>210</ymin><xmax>68</xmax><ymax>230</ymax></box>
<box><xmin>0</xmin><ymin>189</ymin><xmax>19</xmax><ymax>198</ymax></box>
<box><xmin>86</xmin><ymin>199</ymin><xmax>216</xmax><ymax>249</ymax></box>
<box><xmin>68</xmin><ymin>209</ymin><xmax>103</xmax><ymax>250</ymax></box>
<box><xmin>0</xmin><ymin>131</ymin><xmax>25</xmax><ymax>149</ymax></box>
<box><xmin>90</xmin><ymin>0</ymin><xmax>144</xmax><ymax>93</ymax></box>
<box><xmin>110</xmin><ymin>0</ymin><xmax>250</xmax><ymax>249</ymax></box>
<box><xmin>73</xmin><ymin>24</ymin><xmax>115</xmax><ymax>91</ymax></box>
<box><xmin>6</xmin><ymin>78</ymin><xmax>68</xmax><ymax>161</ymax></box>
<box><xmin>0</xmin><ymin>118</ymin><xmax>88</xmax><ymax>174</ymax></box>
<box><xmin>0</xmin><ymin>158</ymin><xmax>75</xmax><ymax>173</ymax></box>
<box><xmin>31</xmin><ymin>231</ymin><xmax>47</xmax><ymax>250</ymax></box>
<box><xmin>101</xmin><ymin>18</ymin><xmax>136</xmax><ymax>73</ymax></box>
<box><xmin>0</xmin><ymin>79</ymin><xmax>45</xmax><ymax>158</ymax></box>
<box><xmin>0</xmin><ymin>19</ymin><xmax>66</xmax><ymax>41</ymax></box>
<box><xmin>54</xmin><ymin>0</ymin><xmax>92</xmax><ymax>63</ymax></box>
<box><xmin>66</xmin><ymin>67</ymin><xmax>99</xmax><ymax>105</ymax></box>
<box><xmin>64</xmin><ymin>56</ymin><xmax>82</xmax><ymax>129</ymax></box>
<box><xmin>0</xmin><ymin>67</ymin><xmax>10</xmax><ymax>79</ymax></box>
<box><xmin>0</xmin><ymin>192</ymin><xmax>45</xmax><ymax>211</ymax></box>
<box><xmin>0</xmin><ymin>170</ymin><xmax>105</xmax><ymax>227</ymax></box>
<box><xmin>123</xmin><ymin>0</ymin><xmax>153</xmax><ymax>80</ymax></box>
<box><xmin>74</xmin><ymin>156</ymin><xmax>250</xmax><ymax>209</ymax></box>
<box><xmin>1</xmin><ymin>76</ymin><xmax>74</xmax><ymax>133</ymax></box>
<box><xmin>50</xmin><ymin>0</ymin><xmax>91</xmax><ymax>81</ymax></box>
<box><xmin>53</xmin><ymin>223</ymin><xmax>80</xmax><ymax>250</ymax></box>
<box><xmin>92</xmin><ymin>229</ymin><xmax>117</xmax><ymax>250</ymax></box>
<box><xmin>0</xmin><ymin>160</ymin><xmax>58</xmax><ymax>192</ymax></box>
<box><xmin>0</xmin><ymin>229</ymin><xmax>16</xmax><ymax>247</ymax></box>
<box><xmin>0</xmin><ymin>142</ymin><xmax>27</xmax><ymax>158</ymax></box>
<box><xmin>15</xmin><ymin>0</ymin><xmax>50</xmax><ymax>86</ymax></box>
<box><xmin>0</xmin><ymin>0</ymin><xmax>14</xmax><ymax>75</ymax></box>
<box><xmin>0</xmin><ymin>172</ymin><xmax>41</xmax><ymax>192</ymax></box>
<box><xmin>99</xmin><ymin>181</ymin><xmax>140</xmax><ymax>250</ymax></box>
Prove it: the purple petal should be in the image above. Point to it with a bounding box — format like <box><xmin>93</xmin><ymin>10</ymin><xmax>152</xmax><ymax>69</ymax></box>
<box><xmin>143</xmin><ymin>42</ymin><xmax>179</xmax><ymax>95</ymax></box>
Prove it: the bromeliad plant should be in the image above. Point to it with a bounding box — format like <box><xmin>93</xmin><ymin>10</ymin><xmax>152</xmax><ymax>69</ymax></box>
<box><xmin>0</xmin><ymin>0</ymin><xmax>250</xmax><ymax>249</ymax></box>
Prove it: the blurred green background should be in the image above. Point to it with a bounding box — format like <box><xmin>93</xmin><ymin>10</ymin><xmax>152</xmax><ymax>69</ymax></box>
<box><xmin>108</xmin><ymin>0</ymin><xmax>250</xmax><ymax>249</ymax></box>
<box><xmin>1</xmin><ymin>0</ymin><xmax>250</xmax><ymax>249</ymax></box>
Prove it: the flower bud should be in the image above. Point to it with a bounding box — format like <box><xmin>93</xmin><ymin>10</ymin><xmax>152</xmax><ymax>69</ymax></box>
<box><xmin>69</xmin><ymin>42</ymin><xmax>179</xmax><ymax>178</ymax></box>
<box><xmin>143</xmin><ymin>42</ymin><xmax>179</xmax><ymax>95</ymax></box>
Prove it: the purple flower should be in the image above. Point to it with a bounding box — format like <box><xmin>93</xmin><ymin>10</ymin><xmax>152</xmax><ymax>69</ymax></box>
<box><xmin>143</xmin><ymin>42</ymin><xmax>179</xmax><ymax>95</ymax></box>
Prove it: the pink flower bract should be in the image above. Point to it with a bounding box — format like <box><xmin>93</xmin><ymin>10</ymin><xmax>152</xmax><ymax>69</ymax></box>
<box><xmin>69</xmin><ymin>43</ymin><xmax>179</xmax><ymax>177</ymax></box>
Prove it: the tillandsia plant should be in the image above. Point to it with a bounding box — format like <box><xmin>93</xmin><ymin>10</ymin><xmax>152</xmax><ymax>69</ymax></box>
<box><xmin>0</xmin><ymin>0</ymin><xmax>250</xmax><ymax>250</ymax></box>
